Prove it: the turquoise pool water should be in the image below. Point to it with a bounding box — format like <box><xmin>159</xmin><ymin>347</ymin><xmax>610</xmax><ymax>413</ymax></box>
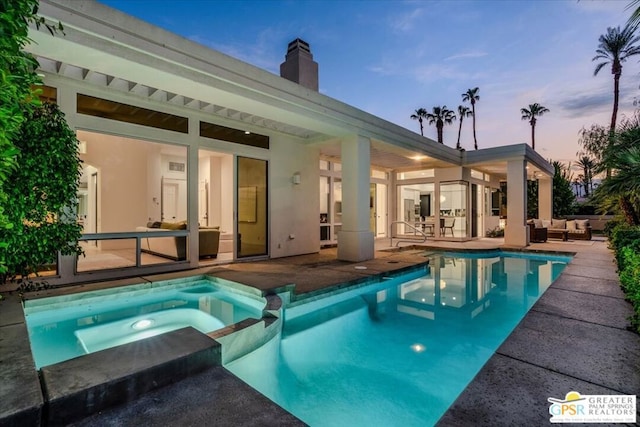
<box><xmin>226</xmin><ymin>251</ymin><xmax>572</xmax><ymax>427</ymax></box>
<box><xmin>24</xmin><ymin>277</ymin><xmax>265</xmax><ymax>368</ymax></box>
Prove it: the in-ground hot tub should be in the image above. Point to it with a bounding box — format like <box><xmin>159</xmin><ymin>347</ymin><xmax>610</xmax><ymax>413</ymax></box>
<box><xmin>24</xmin><ymin>275</ymin><xmax>266</xmax><ymax>368</ymax></box>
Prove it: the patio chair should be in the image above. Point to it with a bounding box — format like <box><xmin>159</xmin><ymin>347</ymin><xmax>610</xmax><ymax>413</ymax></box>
<box><xmin>442</xmin><ymin>218</ymin><xmax>455</xmax><ymax>236</ymax></box>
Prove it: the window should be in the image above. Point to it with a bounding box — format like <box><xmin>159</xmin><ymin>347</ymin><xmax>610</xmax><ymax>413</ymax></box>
<box><xmin>397</xmin><ymin>169</ymin><xmax>434</xmax><ymax>180</ymax></box>
<box><xmin>200</xmin><ymin>121</ymin><xmax>269</xmax><ymax>149</ymax></box>
<box><xmin>77</xmin><ymin>94</ymin><xmax>188</xmax><ymax>133</ymax></box>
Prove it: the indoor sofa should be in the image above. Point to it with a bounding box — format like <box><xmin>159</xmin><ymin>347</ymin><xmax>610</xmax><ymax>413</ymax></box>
<box><xmin>136</xmin><ymin>222</ymin><xmax>220</xmax><ymax>260</ymax></box>
<box><xmin>529</xmin><ymin>218</ymin><xmax>592</xmax><ymax>241</ymax></box>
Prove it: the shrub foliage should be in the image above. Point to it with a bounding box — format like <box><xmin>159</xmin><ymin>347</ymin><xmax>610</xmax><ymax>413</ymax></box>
<box><xmin>0</xmin><ymin>103</ymin><xmax>83</xmax><ymax>283</ymax></box>
<box><xmin>606</xmin><ymin>223</ymin><xmax>640</xmax><ymax>333</ymax></box>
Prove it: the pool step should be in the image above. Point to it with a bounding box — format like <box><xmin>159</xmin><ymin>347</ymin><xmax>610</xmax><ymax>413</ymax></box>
<box><xmin>40</xmin><ymin>326</ymin><xmax>220</xmax><ymax>426</ymax></box>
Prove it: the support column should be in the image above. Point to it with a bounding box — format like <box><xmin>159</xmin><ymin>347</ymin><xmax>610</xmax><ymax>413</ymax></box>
<box><xmin>538</xmin><ymin>177</ymin><xmax>552</xmax><ymax>220</ymax></box>
<box><xmin>187</xmin><ymin>117</ymin><xmax>200</xmax><ymax>268</ymax></box>
<box><xmin>505</xmin><ymin>159</ymin><xmax>528</xmax><ymax>247</ymax></box>
<box><xmin>58</xmin><ymin>84</ymin><xmax>79</xmax><ymax>280</ymax></box>
<box><xmin>337</xmin><ymin>135</ymin><xmax>374</xmax><ymax>261</ymax></box>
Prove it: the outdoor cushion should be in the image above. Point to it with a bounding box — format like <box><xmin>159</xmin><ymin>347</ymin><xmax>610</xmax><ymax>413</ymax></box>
<box><xmin>542</xmin><ymin>220</ymin><xmax>552</xmax><ymax>228</ymax></box>
<box><xmin>551</xmin><ymin>218</ymin><xmax>566</xmax><ymax>229</ymax></box>
<box><xmin>160</xmin><ymin>221</ymin><xmax>187</xmax><ymax>230</ymax></box>
<box><xmin>566</xmin><ymin>220</ymin><xmax>577</xmax><ymax>231</ymax></box>
<box><xmin>533</xmin><ymin>219</ymin><xmax>543</xmax><ymax>228</ymax></box>
<box><xmin>575</xmin><ymin>219</ymin><xmax>590</xmax><ymax>230</ymax></box>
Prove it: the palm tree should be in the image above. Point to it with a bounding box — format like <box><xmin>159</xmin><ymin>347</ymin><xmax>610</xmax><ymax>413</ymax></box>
<box><xmin>520</xmin><ymin>103</ymin><xmax>549</xmax><ymax>150</ymax></box>
<box><xmin>456</xmin><ymin>105</ymin><xmax>472</xmax><ymax>150</ymax></box>
<box><xmin>593</xmin><ymin>24</ymin><xmax>640</xmax><ymax>136</ymax></box>
<box><xmin>410</xmin><ymin>108</ymin><xmax>428</xmax><ymax>136</ymax></box>
<box><xmin>425</xmin><ymin>106</ymin><xmax>456</xmax><ymax>145</ymax></box>
<box><xmin>575</xmin><ymin>155</ymin><xmax>596</xmax><ymax>197</ymax></box>
<box><xmin>593</xmin><ymin>146</ymin><xmax>640</xmax><ymax>225</ymax></box>
<box><xmin>461</xmin><ymin>87</ymin><xmax>480</xmax><ymax>150</ymax></box>
<box><xmin>626</xmin><ymin>0</ymin><xmax>640</xmax><ymax>32</ymax></box>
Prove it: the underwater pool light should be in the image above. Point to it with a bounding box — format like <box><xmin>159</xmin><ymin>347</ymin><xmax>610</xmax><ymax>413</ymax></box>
<box><xmin>132</xmin><ymin>319</ymin><xmax>155</xmax><ymax>330</ymax></box>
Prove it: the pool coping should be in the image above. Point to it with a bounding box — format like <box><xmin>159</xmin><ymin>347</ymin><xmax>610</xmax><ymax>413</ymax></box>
<box><xmin>1</xmin><ymin>240</ymin><xmax>638</xmax><ymax>426</ymax></box>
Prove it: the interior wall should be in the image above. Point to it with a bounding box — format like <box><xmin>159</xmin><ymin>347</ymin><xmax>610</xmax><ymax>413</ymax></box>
<box><xmin>146</xmin><ymin>147</ymin><xmax>162</xmax><ymax>222</ymax></box>
<box><xmin>79</xmin><ymin>132</ymin><xmax>150</xmax><ymax>249</ymax></box>
<box><xmin>269</xmin><ymin>136</ymin><xmax>319</xmax><ymax>258</ymax></box>
<box><xmin>220</xmin><ymin>155</ymin><xmax>233</xmax><ymax>233</ymax></box>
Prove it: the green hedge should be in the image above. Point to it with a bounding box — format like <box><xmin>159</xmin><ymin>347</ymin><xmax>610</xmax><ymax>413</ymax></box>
<box><xmin>607</xmin><ymin>224</ymin><xmax>640</xmax><ymax>333</ymax></box>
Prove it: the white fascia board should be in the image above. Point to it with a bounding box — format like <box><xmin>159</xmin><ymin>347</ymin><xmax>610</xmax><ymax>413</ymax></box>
<box><xmin>463</xmin><ymin>143</ymin><xmax>554</xmax><ymax>176</ymax></box>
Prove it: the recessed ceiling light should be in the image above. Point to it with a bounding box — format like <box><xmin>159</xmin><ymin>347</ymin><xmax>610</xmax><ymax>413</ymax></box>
<box><xmin>244</xmin><ymin>131</ymin><xmax>251</xmax><ymax>135</ymax></box>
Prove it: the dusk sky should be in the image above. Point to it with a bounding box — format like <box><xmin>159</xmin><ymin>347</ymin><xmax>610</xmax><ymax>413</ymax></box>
<box><xmin>99</xmin><ymin>0</ymin><xmax>640</xmax><ymax>168</ymax></box>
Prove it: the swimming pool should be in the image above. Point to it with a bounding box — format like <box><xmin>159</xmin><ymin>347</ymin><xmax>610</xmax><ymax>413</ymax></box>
<box><xmin>24</xmin><ymin>276</ymin><xmax>265</xmax><ymax>368</ymax></box>
<box><xmin>226</xmin><ymin>251</ymin><xmax>572</xmax><ymax>426</ymax></box>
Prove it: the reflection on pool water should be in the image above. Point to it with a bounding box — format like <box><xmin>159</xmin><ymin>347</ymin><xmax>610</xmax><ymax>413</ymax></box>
<box><xmin>24</xmin><ymin>277</ymin><xmax>265</xmax><ymax>368</ymax></box>
<box><xmin>226</xmin><ymin>251</ymin><xmax>571</xmax><ymax>427</ymax></box>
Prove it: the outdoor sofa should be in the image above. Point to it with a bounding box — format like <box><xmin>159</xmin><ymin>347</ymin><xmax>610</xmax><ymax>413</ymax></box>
<box><xmin>528</xmin><ymin>218</ymin><xmax>592</xmax><ymax>241</ymax></box>
<box><xmin>136</xmin><ymin>221</ymin><xmax>220</xmax><ymax>260</ymax></box>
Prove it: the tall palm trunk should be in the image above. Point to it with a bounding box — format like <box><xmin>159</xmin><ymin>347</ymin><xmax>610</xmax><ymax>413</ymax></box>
<box><xmin>620</xmin><ymin>195</ymin><xmax>640</xmax><ymax>225</ymax></box>
<box><xmin>607</xmin><ymin>65</ymin><xmax>621</xmax><ymax>179</ymax></box>
<box><xmin>456</xmin><ymin>116</ymin><xmax>463</xmax><ymax>149</ymax></box>
<box><xmin>611</xmin><ymin>70</ymin><xmax>620</xmax><ymax>134</ymax></box>
<box><xmin>419</xmin><ymin>118</ymin><xmax>424</xmax><ymax>136</ymax></box>
<box><xmin>530</xmin><ymin>119</ymin><xmax>536</xmax><ymax>151</ymax></box>
<box><xmin>471</xmin><ymin>102</ymin><xmax>477</xmax><ymax>150</ymax></box>
<box><xmin>437</xmin><ymin>122</ymin><xmax>444</xmax><ymax>144</ymax></box>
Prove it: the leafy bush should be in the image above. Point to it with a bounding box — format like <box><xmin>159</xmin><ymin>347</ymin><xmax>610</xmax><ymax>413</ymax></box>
<box><xmin>0</xmin><ymin>102</ymin><xmax>83</xmax><ymax>285</ymax></box>
<box><xmin>485</xmin><ymin>227</ymin><xmax>504</xmax><ymax>238</ymax></box>
<box><xmin>618</xmin><ymin>247</ymin><xmax>640</xmax><ymax>333</ymax></box>
<box><xmin>607</xmin><ymin>222</ymin><xmax>640</xmax><ymax>333</ymax></box>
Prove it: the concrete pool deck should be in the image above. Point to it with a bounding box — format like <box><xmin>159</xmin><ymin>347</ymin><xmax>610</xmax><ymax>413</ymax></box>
<box><xmin>1</xmin><ymin>237</ymin><xmax>639</xmax><ymax>425</ymax></box>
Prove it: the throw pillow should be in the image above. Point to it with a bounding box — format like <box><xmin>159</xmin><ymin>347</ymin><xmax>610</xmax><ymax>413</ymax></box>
<box><xmin>161</xmin><ymin>222</ymin><xmax>187</xmax><ymax>230</ymax></box>
<box><xmin>551</xmin><ymin>218</ymin><xmax>566</xmax><ymax>229</ymax></box>
<box><xmin>566</xmin><ymin>220</ymin><xmax>577</xmax><ymax>231</ymax></box>
<box><xmin>542</xmin><ymin>220</ymin><xmax>552</xmax><ymax>228</ymax></box>
<box><xmin>575</xmin><ymin>219</ymin><xmax>589</xmax><ymax>230</ymax></box>
<box><xmin>534</xmin><ymin>219</ymin><xmax>543</xmax><ymax>228</ymax></box>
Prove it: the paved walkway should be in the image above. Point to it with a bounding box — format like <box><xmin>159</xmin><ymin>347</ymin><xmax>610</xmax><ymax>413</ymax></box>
<box><xmin>3</xmin><ymin>237</ymin><xmax>639</xmax><ymax>426</ymax></box>
<box><xmin>437</xmin><ymin>238</ymin><xmax>640</xmax><ymax>426</ymax></box>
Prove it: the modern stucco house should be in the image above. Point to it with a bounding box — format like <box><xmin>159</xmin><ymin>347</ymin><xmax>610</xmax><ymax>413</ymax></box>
<box><xmin>29</xmin><ymin>0</ymin><xmax>553</xmax><ymax>285</ymax></box>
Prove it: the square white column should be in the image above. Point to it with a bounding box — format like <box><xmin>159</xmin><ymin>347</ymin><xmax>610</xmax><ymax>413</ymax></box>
<box><xmin>505</xmin><ymin>160</ymin><xmax>528</xmax><ymax>247</ymax></box>
<box><xmin>337</xmin><ymin>135</ymin><xmax>374</xmax><ymax>261</ymax></box>
<box><xmin>538</xmin><ymin>177</ymin><xmax>552</xmax><ymax>220</ymax></box>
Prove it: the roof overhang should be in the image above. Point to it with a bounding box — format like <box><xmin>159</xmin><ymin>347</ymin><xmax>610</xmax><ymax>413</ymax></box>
<box><xmin>32</xmin><ymin>0</ymin><xmax>552</xmax><ymax>176</ymax></box>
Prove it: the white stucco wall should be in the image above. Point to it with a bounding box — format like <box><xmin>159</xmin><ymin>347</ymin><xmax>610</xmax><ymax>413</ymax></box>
<box><xmin>269</xmin><ymin>137</ymin><xmax>319</xmax><ymax>258</ymax></box>
<box><xmin>79</xmin><ymin>133</ymin><xmax>150</xmax><ymax>249</ymax></box>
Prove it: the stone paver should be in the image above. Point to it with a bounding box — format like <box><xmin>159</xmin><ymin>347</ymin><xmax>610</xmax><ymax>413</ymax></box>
<box><xmin>550</xmin><ymin>274</ymin><xmax>626</xmax><ymax>299</ymax></box>
<box><xmin>437</xmin><ymin>355</ymin><xmax>627</xmax><ymax>427</ymax></box>
<box><xmin>497</xmin><ymin>311</ymin><xmax>640</xmax><ymax>396</ymax></box>
<box><xmin>68</xmin><ymin>366</ymin><xmax>305</xmax><ymax>427</ymax></box>
<box><xmin>533</xmin><ymin>287</ymin><xmax>634</xmax><ymax>329</ymax></box>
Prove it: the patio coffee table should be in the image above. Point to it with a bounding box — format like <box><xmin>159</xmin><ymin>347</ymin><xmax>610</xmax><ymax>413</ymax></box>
<box><xmin>548</xmin><ymin>229</ymin><xmax>568</xmax><ymax>241</ymax></box>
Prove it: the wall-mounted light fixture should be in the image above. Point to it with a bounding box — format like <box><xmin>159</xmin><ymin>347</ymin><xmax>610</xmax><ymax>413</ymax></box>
<box><xmin>292</xmin><ymin>172</ymin><xmax>301</xmax><ymax>185</ymax></box>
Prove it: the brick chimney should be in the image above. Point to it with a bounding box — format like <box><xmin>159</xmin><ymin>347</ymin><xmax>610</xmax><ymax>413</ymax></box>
<box><xmin>280</xmin><ymin>38</ymin><xmax>318</xmax><ymax>91</ymax></box>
